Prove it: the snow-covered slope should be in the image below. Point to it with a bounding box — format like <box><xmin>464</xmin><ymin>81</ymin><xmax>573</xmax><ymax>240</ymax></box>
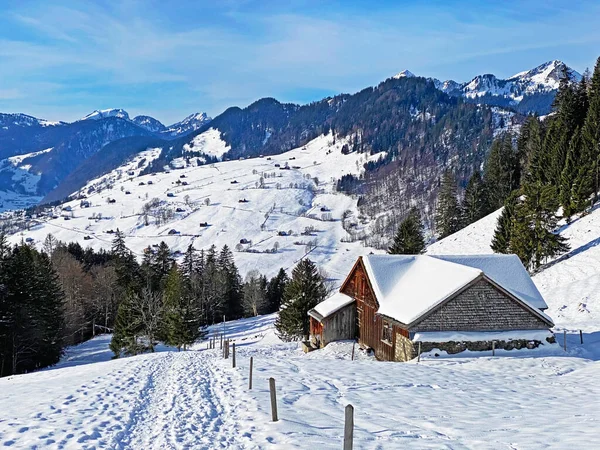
<box><xmin>0</xmin><ymin>313</ymin><xmax>598</xmax><ymax>448</ymax></box>
<box><xmin>428</xmin><ymin>206</ymin><xmax>600</xmax><ymax>332</ymax></box>
<box><xmin>9</xmin><ymin>133</ymin><xmax>382</xmax><ymax>280</ymax></box>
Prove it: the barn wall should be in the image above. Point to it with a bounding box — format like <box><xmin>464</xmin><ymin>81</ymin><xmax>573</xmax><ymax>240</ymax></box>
<box><xmin>322</xmin><ymin>303</ymin><xmax>356</xmax><ymax>346</ymax></box>
<box><xmin>309</xmin><ymin>317</ymin><xmax>323</xmax><ymax>347</ymax></box>
<box><xmin>412</xmin><ymin>278</ymin><xmax>549</xmax><ymax>332</ymax></box>
<box><xmin>341</xmin><ymin>259</ymin><xmax>409</xmax><ymax>361</ymax></box>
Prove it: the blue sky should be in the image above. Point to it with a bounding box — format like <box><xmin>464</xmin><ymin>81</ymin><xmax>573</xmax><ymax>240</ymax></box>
<box><xmin>1</xmin><ymin>0</ymin><xmax>599</xmax><ymax>125</ymax></box>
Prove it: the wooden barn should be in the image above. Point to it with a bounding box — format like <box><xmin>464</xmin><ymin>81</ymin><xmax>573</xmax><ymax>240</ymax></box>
<box><xmin>308</xmin><ymin>254</ymin><xmax>555</xmax><ymax>361</ymax></box>
<box><xmin>308</xmin><ymin>292</ymin><xmax>356</xmax><ymax>348</ymax></box>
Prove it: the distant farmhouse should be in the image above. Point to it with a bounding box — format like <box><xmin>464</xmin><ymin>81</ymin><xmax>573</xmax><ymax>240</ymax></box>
<box><xmin>308</xmin><ymin>255</ymin><xmax>555</xmax><ymax>361</ymax></box>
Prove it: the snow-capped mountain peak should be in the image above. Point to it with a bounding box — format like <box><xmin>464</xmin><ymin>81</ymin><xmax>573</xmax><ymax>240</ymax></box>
<box><xmin>507</xmin><ymin>60</ymin><xmax>581</xmax><ymax>90</ymax></box>
<box><xmin>132</xmin><ymin>115</ymin><xmax>166</xmax><ymax>133</ymax></box>
<box><xmin>427</xmin><ymin>60</ymin><xmax>582</xmax><ymax>114</ymax></box>
<box><xmin>393</xmin><ymin>69</ymin><xmax>416</xmax><ymax>79</ymax></box>
<box><xmin>81</xmin><ymin>108</ymin><xmax>130</xmax><ymax>121</ymax></box>
<box><xmin>164</xmin><ymin>112</ymin><xmax>211</xmax><ymax>136</ymax></box>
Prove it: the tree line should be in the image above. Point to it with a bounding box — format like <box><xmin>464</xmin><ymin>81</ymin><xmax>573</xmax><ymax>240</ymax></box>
<box><xmin>0</xmin><ymin>231</ymin><xmax>290</xmax><ymax>377</ymax></box>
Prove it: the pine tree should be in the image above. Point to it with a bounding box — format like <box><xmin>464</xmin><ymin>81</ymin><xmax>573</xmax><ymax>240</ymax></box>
<box><xmin>1</xmin><ymin>244</ymin><xmax>64</xmax><ymax>374</ymax></box>
<box><xmin>162</xmin><ymin>266</ymin><xmax>188</xmax><ymax>350</ymax></box>
<box><xmin>509</xmin><ymin>182</ymin><xmax>570</xmax><ymax>271</ymax></box>
<box><xmin>110</xmin><ymin>230</ymin><xmax>140</xmax><ymax>294</ymax></box>
<box><xmin>462</xmin><ymin>171</ymin><xmax>490</xmax><ymax>226</ymax></box>
<box><xmin>518</xmin><ymin>116</ymin><xmax>543</xmax><ymax>183</ymax></box>
<box><xmin>218</xmin><ymin>245</ymin><xmax>243</xmax><ymax>320</ymax></box>
<box><xmin>388</xmin><ymin>207</ymin><xmax>426</xmax><ymax>254</ymax></box>
<box><xmin>490</xmin><ymin>192</ymin><xmax>518</xmax><ymax>254</ymax></box>
<box><xmin>275</xmin><ymin>259</ymin><xmax>327</xmax><ymax>341</ymax></box>
<box><xmin>110</xmin><ymin>291</ymin><xmax>142</xmax><ymax>357</ymax></box>
<box><xmin>559</xmin><ymin>128</ymin><xmax>582</xmax><ymax>220</ymax></box>
<box><xmin>266</xmin><ymin>268</ymin><xmax>289</xmax><ymax>313</ymax></box>
<box><xmin>581</xmin><ymin>57</ymin><xmax>600</xmax><ymax>205</ymax></box>
<box><xmin>484</xmin><ymin>134</ymin><xmax>520</xmax><ymax>208</ymax></box>
<box><xmin>435</xmin><ymin>171</ymin><xmax>461</xmax><ymax>238</ymax></box>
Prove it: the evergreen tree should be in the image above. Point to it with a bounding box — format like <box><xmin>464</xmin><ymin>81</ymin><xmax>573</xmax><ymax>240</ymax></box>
<box><xmin>275</xmin><ymin>259</ymin><xmax>327</xmax><ymax>341</ymax></box>
<box><xmin>388</xmin><ymin>207</ymin><xmax>426</xmax><ymax>254</ymax></box>
<box><xmin>509</xmin><ymin>182</ymin><xmax>570</xmax><ymax>271</ymax></box>
<box><xmin>581</xmin><ymin>57</ymin><xmax>600</xmax><ymax>205</ymax></box>
<box><xmin>484</xmin><ymin>134</ymin><xmax>520</xmax><ymax>208</ymax></box>
<box><xmin>218</xmin><ymin>245</ymin><xmax>243</xmax><ymax>320</ymax></box>
<box><xmin>518</xmin><ymin>116</ymin><xmax>543</xmax><ymax>183</ymax></box>
<box><xmin>0</xmin><ymin>244</ymin><xmax>64</xmax><ymax>374</ymax></box>
<box><xmin>162</xmin><ymin>266</ymin><xmax>188</xmax><ymax>350</ymax></box>
<box><xmin>110</xmin><ymin>291</ymin><xmax>142</xmax><ymax>357</ymax></box>
<box><xmin>490</xmin><ymin>192</ymin><xmax>518</xmax><ymax>254</ymax></box>
<box><xmin>559</xmin><ymin>127</ymin><xmax>582</xmax><ymax>219</ymax></box>
<box><xmin>435</xmin><ymin>171</ymin><xmax>461</xmax><ymax>238</ymax></box>
<box><xmin>110</xmin><ymin>230</ymin><xmax>140</xmax><ymax>294</ymax></box>
<box><xmin>461</xmin><ymin>171</ymin><xmax>490</xmax><ymax>226</ymax></box>
<box><xmin>266</xmin><ymin>268</ymin><xmax>289</xmax><ymax>313</ymax></box>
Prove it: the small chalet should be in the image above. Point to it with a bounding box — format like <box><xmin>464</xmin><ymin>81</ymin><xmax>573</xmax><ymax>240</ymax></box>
<box><xmin>308</xmin><ymin>254</ymin><xmax>555</xmax><ymax>361</ymax></box>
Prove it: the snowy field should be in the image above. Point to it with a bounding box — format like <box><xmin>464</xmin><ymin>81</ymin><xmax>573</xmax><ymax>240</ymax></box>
<box><xmin>0</xmin><ymin>314</ymin><xmax>599</xmax><ymax>449</ymax></box>
<box><xmin>9</xmin><ymin>132</ymin><xmax>382</xmax><ymax>280</ymax></box>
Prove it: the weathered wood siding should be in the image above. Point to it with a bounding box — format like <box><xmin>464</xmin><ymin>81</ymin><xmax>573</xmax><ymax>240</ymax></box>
<box><xmin>309</xmin><ymin>317</ymin><xmax>323</xmax><ymax>346</ymax></box>
<box><xmin>412</xmin><ymin>278</ymin><xmax>549</xmax><ymax>332</ymax></box>
<box><xmin>322</xmin><ymin>303</ymin><xmax>356</xmax><ymax>347</ymax></box>
<box><xmin>341</xmin><ymin>259</ymin><xmax>410</xmax><ymax>361</ymax></box>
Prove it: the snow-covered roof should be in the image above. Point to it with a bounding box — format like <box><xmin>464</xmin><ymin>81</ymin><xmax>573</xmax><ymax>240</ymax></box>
<box><xmin>309</xmin><ymin>292</ymin><xmax>354</xmax><ymax>322</ymax></box>
<box><xmin>361</xmin><ymin>254</ymin><xmax>549</xmax><ymax>326</ymax></box>
<box><xmin>362</xmin><ymin>255</ymin><xmax>482</xmax><ymax>325</ymax></box>
<box><xmin>430</xmin><ymin>254</ymin><xmax>548</xmax><ymax>310</ymax></box>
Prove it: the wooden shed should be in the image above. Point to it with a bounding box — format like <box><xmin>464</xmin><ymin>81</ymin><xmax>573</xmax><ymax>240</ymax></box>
<box><xmin>308</xmin><ymin>292</ymin><xmax>356</xmax><ymax>348</ymax></box>
<box><xmin>309</xmin><ymin>254</ymin><xmax>555</xmax><ymax>361</ymax></box>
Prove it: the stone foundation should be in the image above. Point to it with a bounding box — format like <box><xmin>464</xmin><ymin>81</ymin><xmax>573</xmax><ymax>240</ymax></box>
<box><xmin>418</xmin><ymin>335</ymin><xmax>556</xmax><ymax>355</ymax></box>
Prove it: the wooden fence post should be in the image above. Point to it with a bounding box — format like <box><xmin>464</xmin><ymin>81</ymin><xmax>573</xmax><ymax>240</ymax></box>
<box><xmin>417</xmin><ymin>342</ymin><xmax>421</xmax><ymax>363</ymax></box>
<box><xmin>344</xmin><ymin>404</ymin><xmax>354</xmax><ymax>450</ymax></box>
<box><xmin>492</xmin><ymin>341</ymin><xmax>495</xmax><ymax>356</ymax></box>
<box><xmin>220</xmin><ymin>334</ymin><xmax>223</xmax><ymax>350</ymax></box>
<box><xmin>563</xmin><ymin>330</ymin><xmax>567</xmax><ymax>351</ymax></box>
<box><xmin>249</xmin><ymin>357</ymin><xmax>253</xmax><ymax>390</ymax></box>
<box><xmin>269</xmin><ymin>377</ymin><xmax>278</xmax><ymax>422</ymax></box>
<box><xmin>232</xmin><ymin>343</ymin><xmax>236</xmax><ymax>368</ymax></box>
<box><xmin>351</xmin><ymin>342</ymin><xmax>355</xmax><ymax>361</ymax></box>
<box><xmin>580</xmin><ymin>330</ymin><xmax>583</xmax><ymax>344</ymax></box>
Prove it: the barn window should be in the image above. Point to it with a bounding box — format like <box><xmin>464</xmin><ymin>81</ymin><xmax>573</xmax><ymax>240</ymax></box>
<box><xmin>382</xmin><ymin>321</ymin><xmax>392</xmax><ymax>344</ymax></box>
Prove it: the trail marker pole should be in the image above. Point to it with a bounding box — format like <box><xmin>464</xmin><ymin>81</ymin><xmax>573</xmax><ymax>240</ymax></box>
<box><xmin>232</xmin><ymin>343</ymin><xmax>236</xmax><ymax>368</ymax></box>
<box><xmin>249</xmin><ymin>357</ymin><xmax>253</xmax><ymax>390</ymax></box>
<box><xmin>580</xmin><ymin>330</ymin><xmax>583</xmax><ymax>344</ymax></box>
<box><xmin>417</xmin><ymin>342</ymin><xmax>421</xmax><ymax>363</ymax></box>
<box><xmin>563</xmin><ymin>330</ymin><xmax>567</xmax><ymax>352</ymax></box>
<box><xmin>344</xmin><ymin>404</ymin><xmax>354</xmax><ymax>450</ymax></box>
<box><xmin>351</xmin><ymin>342</ymin><xmax>355</xmax><ymax>361</ymax></box>
<box><xmin>269</xmin><ymin>377</ymin><xmax>278</xmax><ymax>422</ymax></box>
